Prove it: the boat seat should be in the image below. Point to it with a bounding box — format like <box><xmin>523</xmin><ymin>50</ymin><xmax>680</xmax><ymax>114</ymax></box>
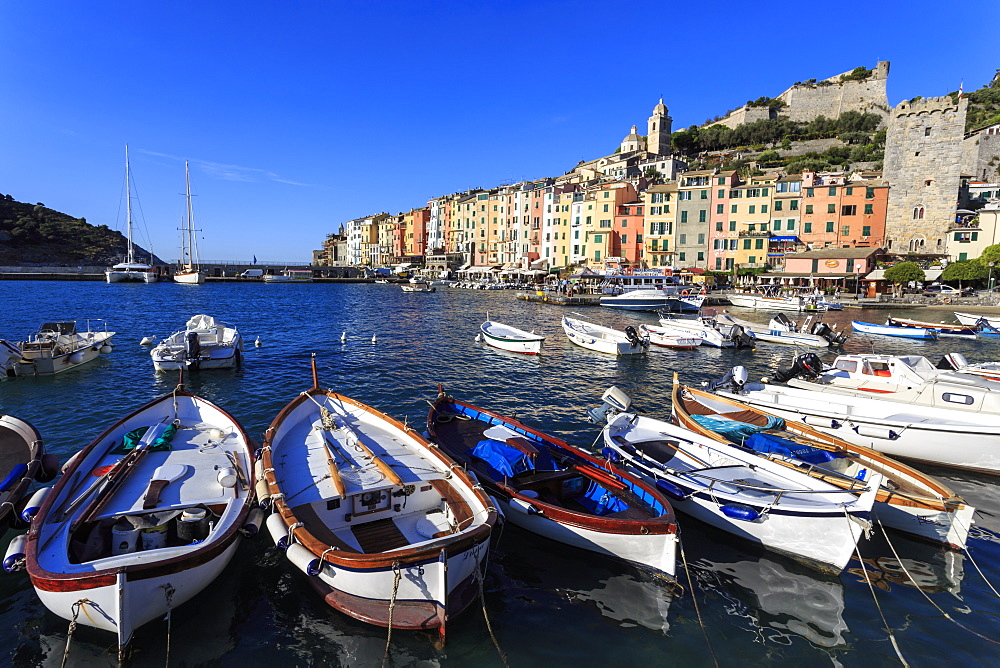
<box><xmin>505</xmin><ymin>436</ymin><xmax>539</xmax><ymax>458</ymax></box>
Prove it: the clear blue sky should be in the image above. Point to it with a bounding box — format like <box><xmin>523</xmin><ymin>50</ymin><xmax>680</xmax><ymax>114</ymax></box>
<box><xmin>1</xmin><ymin>1</ymin><xmax>996</xmax><ymax>263</ymax></box>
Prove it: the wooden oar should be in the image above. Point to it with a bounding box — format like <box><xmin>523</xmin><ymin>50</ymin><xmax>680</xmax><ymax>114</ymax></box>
<box><xmin>321</xmin><ymin>438</ymin><xmax>347</xmax><ymax>497</ymax></box>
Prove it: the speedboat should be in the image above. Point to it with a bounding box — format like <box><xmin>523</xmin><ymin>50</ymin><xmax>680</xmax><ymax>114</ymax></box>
<box><xmin>639</xmin><ymin>324</ymin><xmax>701</xmax><ymax>349</ymax></box>
<box><xmin>672</xmin><ymin>378</ymin><xmax>974</xmax><ymax>549</ymax></box>
<box><xmin>935</xmin><ymin>352</ymin><xmax>1000</xmax><ymax>382</ymax></box>
<box><xmin>401</xmin><ymin>280</ymin><xmax>435</xmax><ymax>293</ymax></box>
<box><xmin>717</xmin><ymin>312</ymin><xmax>846</xmax><ymax>347</ymax></box>
<box><xmin>150</xmin><ymin>315</ymin><xmax>243</xmax><ymax>371</ymax></box>
<box><xmin>428</xmin><ymin>389</ymin><xmax>678</xmax><ymax>576</ymax></box>
<box><xmin>264</xmin><ymin>269</ymin><xmax>313</xmax><ymax>283</ymax></box>
<box><xmin>657</xmin><ymin>311</ymin><xmax>755</xmax><ymax>349</ymax></box>
<box><xmin>954</xmin><ymin>311</ymin><xmax>1000</xmax><ymax>331</ymax></box>
<box><xmin>727</xmin><ymin>287</ymin><xmax>827</xmax><ymax>312</ymax></box>
<box><xmin>600</xmin><ymin>287</ymin><xmax>705</xmax><ymax>312</ymax></box>
<box><xmin>589</xmin><ymin>385</ymin><xmax>880</xmax><ymax>572</ymax></box>
<box><xmin>478</xmin><ymin>320</ymin><xmax>545</xmax><ymax>355</ymax></box>
<box><xmin>561</xmin><ymin>316</ymin><xmax>648</xmax><ymax>355</ymax></box>
<box><xmin>710</xmin><ymin>356</ymin><xmax>1000</xmax><ymax>474</ymax></box>
<box><xmin>25</xmin><ymin>382</ymin><xmax>257</xmax><ymax>660</ymax></box>
<box><xmin>0</xmin><ymin>340</ymin><xmax>23</xmax><ymax>377</ymax></box>
<box><xmin>15</xmin><ymin>320</ymin><xmax>115</xmax><ymax>375</ymax></box>
<box><xmin>258</xmin><ymin>357</ymin><xmax>497</xmax><ymax>642</ymax></box>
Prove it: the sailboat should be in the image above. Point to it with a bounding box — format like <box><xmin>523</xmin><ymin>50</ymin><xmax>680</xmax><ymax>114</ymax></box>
<box><xmin>105</xmin><ymin>146</ymin><xmax>158</xmax><ymax>283</ymax></box>
<box><xmin>173</xmin><ymin>162</ymin><xmax>206</xmax><ymax>284</ymax></box>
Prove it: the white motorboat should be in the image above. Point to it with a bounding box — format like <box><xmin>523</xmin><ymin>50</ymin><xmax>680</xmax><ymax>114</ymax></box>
<box><xmin>852</xmin><ymin>320</ymin><xmax>938</xmax><ymax>339</ymax></box>
<box><xmin>672</xmin><ymin>379</ymin><xmax>974</xmax><ymax>549</ymax></box>
<box><xmin>716</xmin><ymin>312</ymin><xmax>846</xmax><ymax>347</ymax></box>
<box><xmin>711</xmin><ymin>357</ymin><xmax>1000</xmax><ymax>474</ymax></box>
<box><xmin>639</xmin><ymin>324</ymin><xmax>701</xmax><ymax>349</ymax></box>
<box><xmin>264</xmin><ymin>269</ymin><xmax>313</xmax><ymax>283</ymax></box>
<box><xmin>589</xmin><ymin>386</ymin><xmax>880</xmax><ymax>572</ymax></box>
<box><xmin>727</xmin><ymin>287</ymin><xmax>828</xmax><ymax>312</ymax></box>
<box><xmin>25</xmin><ymin>384</ymin><xmax>257</xmax><ymax>660</ymax></box>
<box><xmin>428</xmin><ymin>390</ymin><xmax>678</xmax><ymax>577</ymax></box>
<box><xmin>600</xmin><ymin>288</ymin><xmax>705</xmax><ymax>312</ymax></box>
<box><xmin>479</xmin><ymin>320</ymin><xmax>545</xmax><ymax>355</ymax></box>
<box><xmin>935</xmin><ymin>352</ymin><xmax>1000</xmax><ymax>382</ymax></box>
<box><xmin>657</xmin><ymin>312</ymin><xmax>755</xmax><ymax>349</ymax></box>
<box><xmin>173</xmin><ymin>162</ymin><xmax>206</xmax><ymax>285</ymax></box>
<box><xmin>106</xmin><ymin>146</ymin><xmax>158</xmax><ymax>284</ymax></box>
<box><xmin>401</xmin><ymin>280</ymin><xmax>435</xmax><ymax>293</ymax></box>
<box><xmin>954</xmin><ymin>311</ymin><xmax>1000</xmax><ymax>330</ymax></box>
<box><xmin>150</xmin><ymin>315</ymin><xmax>243</xmax><ymax>371</ymax></box>
<box><xmin>561</xmin><ymin>316</ymin><xmax>648</xmax><ymax>355</ymax></box>
<box><xmin>15</xmin><ymin>320</ymin><xmax>115</xmax><ymax>375</ymax></box>
<box><xmin>259</xmin><ymin>358</ymin><xmax>497</xmax><ymax>642</ymax></box>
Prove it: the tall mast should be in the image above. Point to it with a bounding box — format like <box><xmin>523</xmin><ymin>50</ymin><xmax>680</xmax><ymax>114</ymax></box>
<box><xmin>125</xmin><ymin>145</ymin><xmax>135</xmax><ymax>264</ymax></box>
<box><xmin>184</xmin><ymin>161</ymin><xmax>199</xmax><ymax>270</ymax></box>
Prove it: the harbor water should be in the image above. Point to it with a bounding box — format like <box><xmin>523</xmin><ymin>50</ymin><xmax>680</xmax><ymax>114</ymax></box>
<box><xmin>1</xmin><ymin>281</ymin><xmax>999</xmax><ymax>666</ymax></box>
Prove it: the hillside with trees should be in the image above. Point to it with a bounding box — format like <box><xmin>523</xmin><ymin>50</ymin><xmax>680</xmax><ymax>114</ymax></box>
<box><xmin>0</xmin><ymin>194</ymin><xmax>160</xmax><ymax>266</ymax></box>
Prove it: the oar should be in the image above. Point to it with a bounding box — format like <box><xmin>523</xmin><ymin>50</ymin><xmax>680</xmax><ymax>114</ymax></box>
<box><xmin>321</xmin><ymin>438</ymin><xmax>347</xmax><ymax>497</ymax></box>
<box><xmin>142</xmin><ymin>464</ymin><xmax>187</xmax><ymax>509</ymax></box>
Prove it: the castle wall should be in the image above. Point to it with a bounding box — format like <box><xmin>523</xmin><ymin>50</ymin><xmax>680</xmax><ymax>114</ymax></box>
<box><xmin>778</xmin><ymin>62</ymin><xmax>890</xmax><ymax>124</ymax></box>
<box><xmin>963</xmin><ymin>130</ymin><xmax>1000</xmax><ymax>182</ymax></box>
<box><xmin>883</xmin><ymin>95</ymin><xmax>968</xmax><ymax>254</ymax></box>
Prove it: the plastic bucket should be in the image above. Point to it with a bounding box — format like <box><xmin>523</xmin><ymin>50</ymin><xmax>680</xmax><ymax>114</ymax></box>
<box><xmin>140</xmin><ymin>523</ymin><xmax>169</xmax><ymax>550</ymax></box>
<box><xmin>111</xmin><ymin>519</ymin><xmax>140</xmax><ymax>555</ymax></box>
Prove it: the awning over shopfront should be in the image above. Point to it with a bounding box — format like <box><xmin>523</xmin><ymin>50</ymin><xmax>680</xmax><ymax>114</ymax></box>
<box><xmin>863</xmin><ymin>269</ymin><xmax>943</xmax><ymax>281</ymax></box>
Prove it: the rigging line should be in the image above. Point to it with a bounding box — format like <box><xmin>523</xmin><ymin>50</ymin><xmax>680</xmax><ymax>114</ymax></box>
<box><xmin>846</xmin><ymin>509</ymin><xmax>908</xmax><ymax>667</ymax></box>
<box><xmin>876</xmin><ymin>519</ymin><xmax>1000</xmax><ymax>643</ymax></box>
<box><xmin>679</xmin><ymin>539</ymin><xmax>717</xmax><ymax>668</ymax></box>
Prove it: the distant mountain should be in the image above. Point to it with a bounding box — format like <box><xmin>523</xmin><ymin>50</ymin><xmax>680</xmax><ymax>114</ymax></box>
<box><xmin>0</xmin><ymin>194</ymin><xmax>163</xmax><ymax>266</ymax></box>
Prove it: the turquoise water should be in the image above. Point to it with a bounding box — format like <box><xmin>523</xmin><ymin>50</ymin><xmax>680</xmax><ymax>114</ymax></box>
<box><xmin>1</xmin><ymin>282</ymin><xmax>999</xmax><ymax>666</ymax></box>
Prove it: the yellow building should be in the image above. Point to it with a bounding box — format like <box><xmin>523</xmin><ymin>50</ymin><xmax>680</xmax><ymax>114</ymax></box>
<box><xmin>731</xmin><ymin>173</ymin><xmax>778</xmax><ymax>267</ymax></box>
<box><xmin>642</xmin><ymin>183</ymin><xmax>677</xmax><ymax>270</ymax></box>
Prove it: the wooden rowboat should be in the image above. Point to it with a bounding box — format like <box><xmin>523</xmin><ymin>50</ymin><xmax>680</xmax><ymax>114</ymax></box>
<box><xmin>259</xmin><ymin>358</ymin><xmax>497</xmax><ymax>643</ymax></box>
<box><xmin>479</xmin><ymin>320</ymin><xmax>545</xmax><ymax>355</ymax></box>
<box><xmin>0</xmin><ymin>415</ymin><xmax>58</xmax><ymax>540</ymax></box>
<box><xmin>25</xmin><ymin>383</ymin><xmax>257</xmax><ymax>660</ymax></box>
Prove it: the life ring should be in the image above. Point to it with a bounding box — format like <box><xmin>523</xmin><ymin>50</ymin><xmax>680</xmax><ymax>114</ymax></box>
<box><xmin>681</xmin><ymin>289</ymin><xmax>690</xmax><ymax>297</ymax></box>
<box><xmin>942</xmin><ymin>296</ymin><xmax>952</xmax><ymax>304</ymax></box>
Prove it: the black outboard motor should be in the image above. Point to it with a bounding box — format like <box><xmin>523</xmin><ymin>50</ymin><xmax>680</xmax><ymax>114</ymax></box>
<box><xmin>729</xmin><ymin>324</ymin><xmax>756</xmax><ymax>349</ymax></box>
<box><xmin>185</xmin><ymin>331</ymin><xmax>202</xmax><ymax>369</ymax></box>
<box><xmin>772</xmin><ymin>312</ymin><xmax>795</xmax><ymax>330</ymax></box>
<box><xmin>624</xmin><ymin>325</ymin><xmax>643</xmax><ymax>349</ymax></box>
<box><xmin>811</xmin><ymin>322</ymin><xmax>848</xmax><ymax>345</ymax></box>
<box><xmin>708</xmin><ymin>365</ymin><xmax>749</xmax><ymax>393</ymax></box>
<box><xmin>770</xmin><ymin>352</ymin><xmax>824</xmax><ymax>383</ymax></box>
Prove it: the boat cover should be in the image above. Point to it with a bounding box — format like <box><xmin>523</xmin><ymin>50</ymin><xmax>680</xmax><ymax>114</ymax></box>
<box><xmin>112</xmin><ymin>423</ymin><xmax>178</xmax><ymax>454</ymax></box>
<box><xmin>575</xmin><ymin>480</ymin><xmax>629</xmax><ymax>515</ymax></box>
<box><xmin>471</xmin><ymin>438</ymin><xmax>559</xmax><ymax>477</ymax></box>
<box><xmin>743</xmin><ymin>432</ymin><xmax>842</xmax><ymax>466</ymax></box>
<box><xmin>689</xmin><ymin>413</ymin><xmax>785</xmax><ymax>442</ymax></box>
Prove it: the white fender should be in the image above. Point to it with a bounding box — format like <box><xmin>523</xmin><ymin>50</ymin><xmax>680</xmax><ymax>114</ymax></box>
<box><xmin>802</xmin><ymin>415</ymin><xmax>840</xmax><ymax>429</ymax></box>
<box><xmin>265</xmin><ymin>511</ymin><xmax>289</xmax><ymax>548</ymax></box>
<box><xmin>69</xmin><ymin>352</ymin><xmax>85</xmax><ymax>364</ymax></box>
<box><xmin>286</xmin><ymin>543</ymin><xmax>322</xmax><ymax>576</ymax></box>
<box><xmin>20</xmin><ymin>487</ymin><xmax>52</xmax><ymax>523</ymax></box>
<box><xmin>99</xmin><ymin>345</ymin><xmax>113</xmax><ymax>354</ymax></box>
<box><xmin>255</xmin><ymin>478</ymin><xmax>272</xmax><ymax>509</ymax></box>
<box><xmin>242</xmin><ymin>507</ymin><xmax>265</xmax><ymax>538</ymax></box>
<box><xmin>253</xmin><ymin>459</ymin><xmax>266</xmax><ymax>481</ymax></box>
<box><xmin>3</xmin><ymin>534</ymin><xmax>27</xmax><ymax>573</ymax></box>
<box><xmin>61</xmin><ymin>449</ymin><xmax>85</xmax><ymax>474</ymax></box>
<box><xmin>853</xmin><ymin>424</ymin><xmax>899</xmax><ymax>440</ymax></box>
<box><xmin>508</xmin><ymin>497</ymin><xmax>542</xmax><ymax>515</ymax></box>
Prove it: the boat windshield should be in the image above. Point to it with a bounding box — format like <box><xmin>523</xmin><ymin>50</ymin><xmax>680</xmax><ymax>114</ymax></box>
<box><xmin>897</xmin><ymin>355</ymin><xmax>938</xmax><ymax>380</ymax></box>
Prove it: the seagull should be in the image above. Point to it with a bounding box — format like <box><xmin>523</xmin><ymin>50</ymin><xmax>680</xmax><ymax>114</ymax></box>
<box><xmin>341</xmin><ymin>331</ymin><xmax>347</xmax><ymax>342</ymax></box>
<box><xmin>254</xmin><ymin>336</ymin><xmax>262</xmax><ymax>347</ymax></box>
<box><xmin>371</xmin><ymin>333</ymin><xmax>377</xmax><ymax>344</ymax></box>
<box><xmin>139</xmin><ymin>336</ymin><xmax>155</xmax><ymax>346</ymax></box>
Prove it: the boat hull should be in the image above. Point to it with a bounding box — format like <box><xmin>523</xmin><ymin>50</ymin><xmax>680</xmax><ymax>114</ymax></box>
<box><xmin>852</xmin><ymin>321</ymin><xmax>937</xmax><ymax>339</ymax></box>
<box><xmin>106</xmin><ymin>270</ymin><xmax>158</xmax><ymax>283</ymax></box>
<box><xmin>173</xmin><ymin>271</ymin><xmax>205</xmax><ymax>285</ymax></box>
<box><xmin>562</xmin><ymin>317</ymin><xmax>646</xmax><ymax>355</ymax></box>
<box><xmin>480</xmin><ymin>323</ymin><xmax>544</xmax><ymax>355</ymax></box>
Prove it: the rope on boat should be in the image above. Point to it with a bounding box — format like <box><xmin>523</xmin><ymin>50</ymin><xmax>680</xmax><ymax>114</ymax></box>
<box><xmin>61</xmin><ymin>598</ymin><xmax>90</xmax><ymax>668</ymax></box>
<box><xmin>679</xmin><ymin>539</ymin><xmax>717</xmax><ymax>668</ymax></box>
<box><xmin>845</xmin><ymin>509</ymin><xmax>908</xmax><ymax>666</ymax></box>
<box><xmin>475</xmin><ymin>558</ymin><xmax>509</xmax><ymax>668</ymax></box>
<box><xmin>382</xmin><ymin>562</ymin><xmax>402</xmax><ymax>668</ymax></box>
<box><xmin>876</xmin><ymin>519</ymin><xmax>1000</xmax><ymax>645</ymax></box>
<box><xmin>162</xmin><ymin>583</ymin><xmax>175</xmax><ymax>667</ymax></box>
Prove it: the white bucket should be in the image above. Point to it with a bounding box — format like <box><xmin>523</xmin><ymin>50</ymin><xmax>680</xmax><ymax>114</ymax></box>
<box><xmin>140</xmin><ymin>523</ymin><xmax>168</xmax><ymax>550</ymax></box>
<box><xmin>111</xmin><ymin>520</ymin><xmax>140</xmax><ymax>555</ymax></box>
<box><xmin>217</xmin><ymin>467</ymin><xmax>238</xmax><ymax>488</ymax></box>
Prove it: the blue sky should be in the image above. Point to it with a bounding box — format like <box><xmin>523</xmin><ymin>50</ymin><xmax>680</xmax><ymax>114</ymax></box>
<box><xmin>1</xmin><ymin>1</ymin><xmax>997</xmax><ymax>263</ymax></box>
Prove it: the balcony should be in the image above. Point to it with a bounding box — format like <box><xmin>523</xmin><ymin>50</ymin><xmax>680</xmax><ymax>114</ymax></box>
<box><xmin>738</xmin><ymin>230</ymin><xmax>771</xmax><ymax>237</ymax></box>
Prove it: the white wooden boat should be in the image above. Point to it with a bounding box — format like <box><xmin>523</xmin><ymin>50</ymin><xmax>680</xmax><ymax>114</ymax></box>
<box><xmin>639</xmin><ymin>324</ymin><xmax>701</xmax><ymax>349</ymax></box>
<box><xmin>712</xmin><ymin>358</ymin><xmax>1000</xmax><ymax>474</ymax></box>
<box><xmin>717</xmin><ymin>312</ymin><xmax>844</xmax><ymax>347</ymax></box>
<box><xmin>400</xmin><ymin>280</ymin><xmax>435</xmax><ymax>293</ymax></box>
<box><xmin>561</xmin><ymin>316</ymin><xmax>648</xmax><ymax>355</ymax></box>
<box><xmin>479</xmin><ymin>320</ymin><xmax>545</xmax><ymax>355</ymax></box>
<box><xmin>954</xmin><ymin>311</ymin><xmax>1000</xmax><ymax>330</ymax></box>
<box><xmin>590</xmin><ymin>386</ymin><xmax>880</xmax><ymax>572</ymax></box>
<box><xmin>935</xmin><ymin>352</ymin><xmax>1000</xmax><ymax>382</ymax></box>
<box><xmin>259</xmin><ymin>359</ymin><xmax>497</xmax><ymax>642</ymax></box>
<box><xmin>106</xmin><ymin>146</ymin><xmax>158</xmax><ymax>284</ymax></box>
<box><xmin>150</xmin><ymin>315</ymin><xmax>243</xmax><ymax>371</ymax></box>
<box><xmin>173</xmin><ymin>162</ymin><xmax>206</xmax><ymax>285</ymax></box>
<box><xmin>672</xmin><ymin>380</ymin><xmax>974</xmax><ymax>549</ymax></box>
<box><xmin>657</xmin><ymin>312</ymin><xmax>755</xmax><ymax>349</ymax></box>
<box><xmin>25</xmin><ymin>385</ymin><xmax>256</xmax><ymax>660</ymax></box>
<box><xmin>0</xmin><ymin>415</ymin><xmax>58</xmax><ymax>541</ymax></box>
<box><xmin>16</xmin><ymin>320</ymin><xmax>115</xmax><ymax>375</ymax></box>
<box><xmin>852</xmin><ymin>320</ymin><xmax>938</xmax><ymax>339</ymax></box>
<box><xmin>428</xmin><ymin>390</ymin><xmax>678</xmax><ymax>576</ymax></box>
<box><xmin>264</xmin><ymin>269</ymin><xmax>313</xmax><ymax>283</ymax></box>
<box><xmin>727</xmin><ymin>291</ymin><xmax>822</xmax><ymax>311</ymax></box>
<box><xmin>885</xmin><ymin>316</ymin><xmax>977</xmax><ymax>339</ymax></box>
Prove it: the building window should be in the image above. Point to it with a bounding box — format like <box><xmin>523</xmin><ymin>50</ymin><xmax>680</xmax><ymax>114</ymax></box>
<box><xmin>811</xmin><ymin>259</ymin><xmax>819</xmax><ymax>272</ymax></box>
<box><xmin>827</xmin><ymin>204</ymin><xmax>836</xmax><ymax>214</ymax></box>
<box><xmin>774</xmin><ymin>200</ymin><xmax>783</xmax><ymax>211</ymax></box>
<box><xmin>755</xmin><ymin>238</ymin><xmax>764</xmax><ymax>250</ymax></box>
<box><xmin>847</xmin><ymin>258</ymin><xmax>855</xmax><ymax>272</ymax></box>
<box><xmin>715</xmin><ymin>257</ymin><xmax>722</xmax><ymax>270</ymax></box>
<box><xmin>680</xmin><ymin>211</ymin><xmax>688</xmax><ymax>223</ymax></box>
<box><xmin>913</xmin><ymin>207</ymin><xmax>925</xmax><ymax>220</ymax></box>
<box><xmin>698</xmin><ymin>233</ymin><xmax>705</xmax><ymax>244</ymax></box>
<box><xmin>718</xmin><ymin>189</ymin><xmax>725</xmax><ymax>198</ymax></box>
<box><xmin>862</xmin><ymin>225</ymin><xmax>871</xmax><ymax>236</ymax></box>
<box><xmin>743</xmin><ymin>239</ymin><xmax>751</xmax><ymax>250</ymax></box>
<box><xmin>716</xmin><ymin>221</ymin><xmax>723</xmax><ymax>231</ymax></box>
<box><xmin>804</xmin><ymin>222</ymin><xmax>813</xmax><ymax>233</ymax></box>
<box><xmin>729</xmin><ymin>221</ymin><xmax>736</xmax><ymax>231</ymax></box>
<box><xmin>621</xmin><ymin>220</ymin><xmax>628</xmax><ymax>228</ymax></box>
<box><xmin>749</xmin><ymin>205</ymin><xmax>756</xmax><ymax>214</ymax></box>
<box><xmin>699</xmin><ymin>210</ymin><xmax>706</xmax><ymax>222</ymax></box>
<box><xmin>717</xmin><ymin>178</ymin><xmax>725</xmax><ymax>185</ymax></box>
<box><xmin>679</xmin><ymin>252</ymin><xmax>686</xmax><ymax>261</ymax></box>
<box><xmin>652</xmin><ymin>239</ymin><xmax>659</xmax><ymax>250</ymax></box>
<box><xmin>679</xmin><ymin>234</ymin><xmax>687</xmax><ymax>244</ymax></box>
<box><xmin>595</xmin><ymin>250</ymin><xmax>601</xmax><ymax>260</ymax></box>
<box><xmin>701</xmin><ymin>190</ymin><xmax>708</xmax><ymax>199</ymax></box>
<box><xmin>925</xmin><ymin>127</ymin><xmax>931</xmax><ymax>136</ymax></box>
<box><xmin>790</xmin><ymin>200</ymin><xmax>798</xmax><ymax>211</ymax></box>
<box><xmin>806</xmin><ymin>188</ymin><xmax>814</xmax><ymax>197</ymax></box>
<box><xmin>621</xmin><ymin>235</ymin><xmax>627</xmax><ymax>244</ymax></box>
<box><xmin>761</xmin><ymin>205</ymin><xmax>768</xmax><ymax>214</ymax></box>
<box><xmin>603</xmin><ymin>204</ymin><xmax>609</xmax><ymax>212</ymax></box>
<box><xmin>805</xmin><ymin>205</ymin><xmax>813</xmax><ymax>214</ymax></box>
<box><xmin>959</xmin><ymin>252</ymin><xmax>968</xmax><ymax>261</ymax></box>
<box><xmin>864</xmin><ymin>204</ymin><xmax>873</xmax><ymax>215</ymax></box>
<box><xmin>826</xmin><ymin>221</ymin><xmax>835</xmax><ymax>233</ymax></box>
<box><xmin>866</xmin><ymin>188</ymin><xmax>875</xmax><ymax>199</ymax></box>
<box><xmin>842</xmin><ymin>225</ymin><xmax>850</xmax><ymax>237</ymax></box>
<box><xmin>749</xmin><ymin>256</ymin><xmax>756</xmax><ymax>264</ymax></box>
<box><xmin>842</xmin><ymin>205</ymin><xmax>857</xmax><ymax>215</ymax></box>
<box><xmin>828</xmin><ymin>187</ymin><xmax>836</xmax><ymax>196</ymax></box>
<box><xmin>787</xmin><ymin>219</ymin><xmax>795</xmax><ymax>230</ymax></box>
<box><xmin>731</xmin><ymin>204</ymin><xmax>738</xmax><ymax>213</ymax></box>
<box><xmin>593</xmin><ymin>234</ymin><xmax>602</xmax><ymax>242</ymax></box>
<box><xmin>717</xmin><ymin>204</ymin><xmax>724</xmax><ymax>214</ymax></box>
<box><xmin>697</xmin><ymin>251</ymin><xmax>704</xmax><ymax>261</ymax></box>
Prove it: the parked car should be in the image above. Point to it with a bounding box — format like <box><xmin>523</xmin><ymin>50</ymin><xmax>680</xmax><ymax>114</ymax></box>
<box><xmin>922</xmin><ymin>284</ymin><xmax>975</xmax><ymax>297</ymax></box>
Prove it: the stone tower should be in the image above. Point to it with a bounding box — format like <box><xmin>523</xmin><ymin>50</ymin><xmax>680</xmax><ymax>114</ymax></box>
<box><xmin>883</xmin><ymin>95</ymin><xmax>969</xmax><ymax>255</ymax></box>
<box><xmin>647</xmin><ymin>99</ymin><xmax>673</xmax><ymax>156</ymax></box>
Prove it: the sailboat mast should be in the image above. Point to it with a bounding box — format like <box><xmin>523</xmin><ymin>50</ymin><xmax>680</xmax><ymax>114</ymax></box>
<box><xmin>185</xmin><ymin>161</ymin><xmax>193</xmax><ymax>269</ymax></box>
<box><xmin>125</xmin><ymin>145</ymin><xmax>135</xmax><ymax>264</ymax></box>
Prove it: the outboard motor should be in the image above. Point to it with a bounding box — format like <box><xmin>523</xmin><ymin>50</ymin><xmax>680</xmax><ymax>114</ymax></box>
<box><xmin>770</xmin><ymin>352</ymin><xmax>825</xmax><ymax>383</ymax></box>
<box><xmin>624</xmin><ymin>325</ymin><xmax>644</xmax><ymax>349</ymax></box>
<box><xmin>708</xmin><ymin>366</ymin><xmax>749</xmax><ymax>393</ymax></box>
<box><xmin>772</xmin><ymin>312</ymin><xmax>795</xmax><ymax>330</ymax></box>
<box><xmin>729</xmin><ymin>325</ymin><xmax>755</xmax><ymax>349</ymax></box>
<box><xmin>811</xmin><ymin>322</ymin><xmax>849</xmax><ymax>345</ymax></box>
<box><xmin>936</xmin><ymin>352</ymin><xmax>969</xmax><ymax>370</ymax></box>
<box><xmin>587</xmin><ymin>386</ymin><xmax>633</xmax><ymax>424</ymax></box>
<box><xmin>185</xmin><ymin>331</ymin><xmax>202</xmax><ymax>369</ymax></box>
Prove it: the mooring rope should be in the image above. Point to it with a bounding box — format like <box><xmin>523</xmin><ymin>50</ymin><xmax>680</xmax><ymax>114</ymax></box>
<box><xmin>954</xmin><ymin>515</ymin><xmax>1000</xmax><ymax>599</ymax></box>
<box><xmin>382</xmin><ymin>562</ymin><xmax>401</xmax><ymax>668</ymax></box>
<box><xmin>61</xmin><ymin>598</ymin><xmax>90</xmax><ymax>668</ymax></box>
<box><xmin>845</xmin><ymin>509</ymin><xmax>908</xmax><ymax>666</ymax></box>
<box><xmin>162</xmin><ymin>583</ymin><xmax>175</xmax><ymax>666</ymax></box>
<box><xmin>876</xmin><ymin>519</ymin><xmax>1000</xmax><ymax>645</ymax></box>
<box><xmin>679</xmin><ymin>539</ymin><xmax>717</xmax><ymax>668</ymax></box>
<box><xmin>475</xmin><ymin>559</ymin><xmax>509</xmax><ymax>668</ymax></box>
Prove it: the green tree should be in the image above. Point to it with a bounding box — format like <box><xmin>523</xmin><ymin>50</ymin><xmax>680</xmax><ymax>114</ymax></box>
<box><xmin>884</xmin><ymin>261</ymin><xmax>925</xmax><ymax>287</ymax></box>
<box><xmin>942</xmin><ymin>260</ymin><xmax>987</xmax><ymax>288</ymax></box>
<box><xmin>977</xmin><ymin>243</ymin><xmax>1000</xmax><ymax>267</ymax></box>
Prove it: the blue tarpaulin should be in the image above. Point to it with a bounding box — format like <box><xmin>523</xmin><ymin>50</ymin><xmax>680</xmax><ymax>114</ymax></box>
<box><xmin>471</xmin><ymin>439</ymin><xmax>536</xmax><ymax>477</ymax></box>
<box><xmin>744</xmin><ymin>432</ymin><xmax>842</xmax><ymax>465</ymax></box>
<box><xmin>689</xmin><ymin>413</ymin><xmax>785</xmax><ymax>443</ymax></box>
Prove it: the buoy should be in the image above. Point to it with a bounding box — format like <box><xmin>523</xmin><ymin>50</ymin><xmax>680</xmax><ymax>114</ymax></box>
<box><xmin>3</xmin><ymin>534</ymin><xmax>27</xmax><ymax>573</ymax></box>
<box><xmin>265</xmin><ymin>512</ymin><xmax>289</xmax><ymax>548</ymax></box>
<box><xmin>210</xmin><ymin>428</ymin><xmax>227</xmax><ymax>440</ymax></box>
<box><xmin>475</xmin><ymin>333</ymin><xmax>482</xmax><ymax>343</ymax></box>
<box><xmin>217</xmin><ymin>467</ymin><xmax>238</xmax><ymax>488</ymax></box>
<box><xmin>371</xmin><ymin>334</ymin><xmax>377</xmax><ymax>344</ymax></box>
<box><xmin>36</xmin><ymin>453</ymin><xmax>60</xmax><ymax>482</ymax></box>
<box><xmin>720</xmin><ymin>503</ymin><xmax>762</xmax><ymax>522</ymax></box>
<box><xmin>802</xmin><ymin>415</ymin><xmax>841</xmax><ymax>429</ymax></box>
<box><xmin>242</xmin><ymin>507</ymin><xmax>266</xmax><ymax>538</ymax></box>
<box><xmin>286</xmin><ymin>543</ymin><xmax>322</xmax><ymax>576</ymax></box>
<box><xmin>255</xmin><ymin>478</ymin><xmax>272</xmax><ymax>509</ymax></box>
<box><xmin>254</xmin><ymin>336</ymin><xmax>262</xmax><ymax>347</ymax></box>
<box><xmin>20</xmin><ymin>487</ymin><xmax>52</xmax><ymax>523</ymax></box>
<box><xmin>139</xmin><ymin>336</ymin><xmax>154</xmax><ymax>345</ymax></box>
<box><xmin>100</xmin><ymin>345</ymin><xmax>112</xmax><ymax>354</ymax></box>
<box><xmin>340</xmin><ymin>331</ymin><xmax>347</xmax><ymax>342</ymax></box>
